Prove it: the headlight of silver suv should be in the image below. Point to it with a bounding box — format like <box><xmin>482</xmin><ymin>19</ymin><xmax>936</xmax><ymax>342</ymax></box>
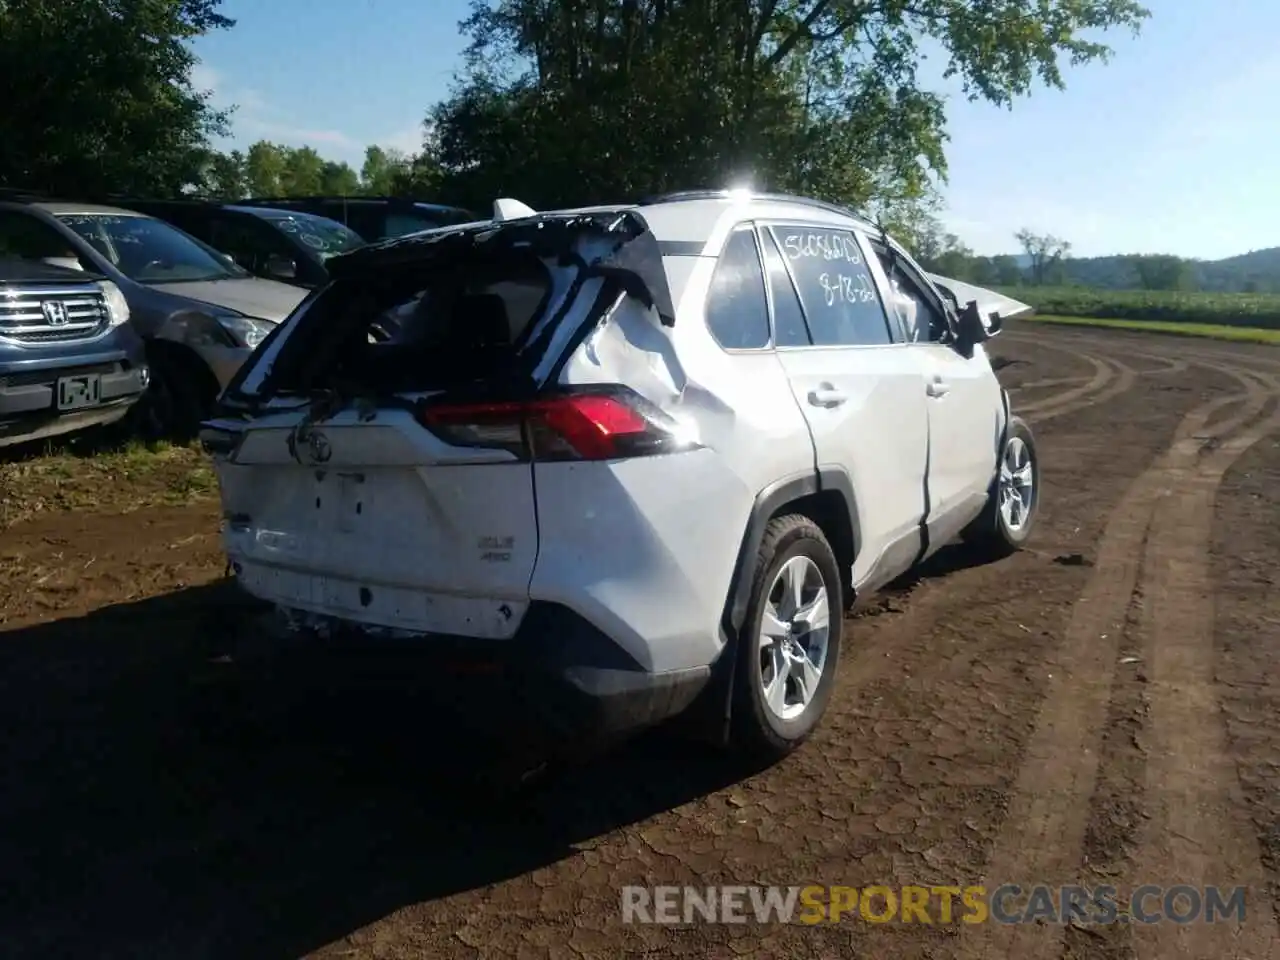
<box><xmin>98</xmin><ymin>280</ymin><xmax>131</xmax><ymax>327</ymax></box>
<box><xmin>216</xmin><ymin>314</ymin><xmax>276</xmax><ymax>349</ymax></box>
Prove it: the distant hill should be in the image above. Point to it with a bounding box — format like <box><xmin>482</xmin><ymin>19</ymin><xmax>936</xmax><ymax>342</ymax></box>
<box><xmin>986</xmin><ymin>247</ymin><xmax>1280</xmax><ymax>293</ymax></box>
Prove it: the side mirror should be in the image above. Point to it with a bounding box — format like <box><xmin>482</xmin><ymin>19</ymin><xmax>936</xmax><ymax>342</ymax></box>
<box><xmin>264</xmin><ymin>254</ymin><xmax>298</xmax><ymax>281</ymax></box>
<box><xmin>955</xmin><ymin>300</ymin><xmax>990</xmax><ymax>354</ymax></box>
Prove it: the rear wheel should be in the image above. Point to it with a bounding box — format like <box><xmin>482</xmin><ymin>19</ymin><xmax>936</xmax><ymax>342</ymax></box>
<box><xmin>730</xmin><ymin>514</ymin><xmax>843</xmax><ymax>763</ymax></box>
<box><xmin>961</xmin><ymin>415</ymin><xmax>1039</xmax><ymax>558</ymax></box>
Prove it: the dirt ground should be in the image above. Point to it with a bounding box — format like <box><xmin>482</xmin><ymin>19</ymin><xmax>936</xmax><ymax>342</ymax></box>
<box><xmin>0</xmin><ymin>322</ymin><xmax>1277</xmax><ymax>960</ymax></box>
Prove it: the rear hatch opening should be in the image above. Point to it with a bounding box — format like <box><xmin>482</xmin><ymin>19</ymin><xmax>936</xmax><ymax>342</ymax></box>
<box><xmin>221</xmin><ymin>209</ymin><xmax>677</xmax><ymax>410</ymax></box>
<box><xmin>201</xmin><ymin>210</ymin><xmax>687</xmax><ymax>637</ymax></box>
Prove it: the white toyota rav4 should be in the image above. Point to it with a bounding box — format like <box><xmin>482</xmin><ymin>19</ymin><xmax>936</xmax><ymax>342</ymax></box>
<box><xmin>201</xmin><ymin>190</ymin><xmax>1040</xmax><ymax>763</ymax></box>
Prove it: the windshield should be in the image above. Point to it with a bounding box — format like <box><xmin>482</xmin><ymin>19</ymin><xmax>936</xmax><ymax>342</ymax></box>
<box><xmin>261</xmin><ymin>212</ymin><xmax>365</xmax><ymax>261</ymax></box>
<box><xmin>57</xmin><ymin>213</ymin><xmax>248</xmax><ymax>283</ymax></box>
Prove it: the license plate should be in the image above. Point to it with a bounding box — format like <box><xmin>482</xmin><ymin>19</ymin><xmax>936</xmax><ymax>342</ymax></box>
<box><xmin>56</xmin><ymin>374</ymin><xmax>102</xmax><ymax>411</ymax></box>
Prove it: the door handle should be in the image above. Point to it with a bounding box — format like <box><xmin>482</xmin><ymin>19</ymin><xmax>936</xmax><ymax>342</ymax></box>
<box><xmin>926</xmin><ymin>377</ymin><xmax>950</xmax><ymax>398</ymax></box>
<box><xmin>807</xmin><ymin>384</ymin><xmax>847</xmax><ymax>408</ymax></box>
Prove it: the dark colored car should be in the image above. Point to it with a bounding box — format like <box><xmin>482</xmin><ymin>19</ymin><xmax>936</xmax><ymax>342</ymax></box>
<box><xmin>236</xmin><ymin>196</ymin><xmax>478</xmax><ymax>242</ymax></box>
<box><xmin>0</xmin><ymin>256</ymin><xmax>149</xmax><ymax>447</ymax></box>
<box><xmin>115</xmin><ymin>200</ymin><xmax>365</xmax><ymax>288</ymax></box>
<box><xmin>0</xmin><ymin>197</ymin><xmax>307</xmax><ymax>438</ymax></box>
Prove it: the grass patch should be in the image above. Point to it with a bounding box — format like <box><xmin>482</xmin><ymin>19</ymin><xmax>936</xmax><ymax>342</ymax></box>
<box><xmin>0</xmin><ymin>438</ymin><xmax>217</xmax><ymax>528</ymax></box>
<box><xmin>996</xmin><ymin>286</ymin><xmax>1280</xmax><ymax>329</ymax></box>
<box><xmin>1021</xmin><ymin>314</ymin><xmax>1280</xmax><ymax>345</ymax></box>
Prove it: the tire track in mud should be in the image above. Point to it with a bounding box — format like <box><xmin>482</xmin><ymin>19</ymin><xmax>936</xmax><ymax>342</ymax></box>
<box><xmin>1127</xmin><ymin>387</ymin><xmax>1280</xmax><ymax>960</ymax></box>
<box><xmin>999</xmin><ymin>334</ymin><xmax>1141</xmax><ymax>424</ymax></box>
<box><xmin>960</xmin><ymin>358</ymin><xmax>1275</xmax><ymax>960</ymax></box>
<box><xmin>823</xmin><ymin>337</ymin><xmax>1222</xmax><ymax>790</ymax></box>
<box><xmin>826</xmin><ymin>339</ymin><xmax>1154</xmax><ymax>700</ymax></box>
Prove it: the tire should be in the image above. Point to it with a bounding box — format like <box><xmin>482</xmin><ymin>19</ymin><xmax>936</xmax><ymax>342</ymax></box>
<box><xmin>134</xmin><ymin>346</ymin><xmax>216</xmax><ymax>443</ymax></box>
<box><xmin>729</xmin><ymin>514</ymin><xmax>843</xmax><ymax>764</ymax></box>
<box><xmin>961</xmin><ymin>414</ymin><xmax>1040</xmax><ymax>558</ymax></box>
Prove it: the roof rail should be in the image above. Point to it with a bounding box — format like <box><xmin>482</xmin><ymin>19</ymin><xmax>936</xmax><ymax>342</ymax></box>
<box><xmin>639</xmin><ymin>189</ymin><xmax>877</xmax><ymax>228</ymax></box>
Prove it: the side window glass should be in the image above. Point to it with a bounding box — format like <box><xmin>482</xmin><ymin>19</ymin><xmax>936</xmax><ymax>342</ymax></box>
<box><xmin>759</xmin><ymin>228</ymin><xmax>810</xmax><ymax>346</ymax></box>
<box><xmin>873</xmin><ymin>246</ymin><xmax>948</xmax><ymax>343</ymax></box>
<box><xmin>768</xmin><ymin>226</ymin><xmax>893</xmax><ymax>346</ymax></box>
<box><xmin>209</xmin><ymin>217</ymin><xmax>277</xmax><ymax>274</ymax></box>
<box><xmin>705</xmin><ymin>227</ymin><xmax>771</xmax><ymax>350</ymax></box>
<box><xmin>331</xmin><ymin>206</ymin><xmax>378</xmax><ymax>240</ymax></box>
<box><xmin>386</xmin><ymin>212</ymin><xmax>441</xmax><ymax>237</ymax></box>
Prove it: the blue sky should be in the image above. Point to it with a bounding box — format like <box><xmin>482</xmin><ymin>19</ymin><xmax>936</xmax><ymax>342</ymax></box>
<box><xmin>192</xmin><ymin>0</ymin><xmax>1279</xmax><ymax>260</ymax></box>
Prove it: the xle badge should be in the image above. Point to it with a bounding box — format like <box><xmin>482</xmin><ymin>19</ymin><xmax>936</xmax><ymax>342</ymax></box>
<box><xmin>478</xmin><ymin>535</ymin><xmax>514</xmax><ymax>563</ymax></box>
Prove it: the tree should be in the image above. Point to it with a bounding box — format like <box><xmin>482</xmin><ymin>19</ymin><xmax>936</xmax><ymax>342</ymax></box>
<box><xmin>0</xmin><ymin>0</ymin><xmax>234</xmax><ymax>195</ymax></box>
<box><xmin>243</xmin><ymin>141</ymin><xmax>286</xmax><ymax>196</ymax></box>
<box><xmin>426</xmin><ymin>0</ymin><xmax>1149</xmax><ymax>213</ymax></box>
<box><xmin>895</xmin><ymin>209</ymin><xmax>976</xmax><ymax>279</ymax></box>
<box><xmin>990</xmin><ymin>255</ymin><xmax>1026</xmax><ymax>287</ymax></box>
<box><xmin>319</xmin><ymin>161</ymin><xmax>360</xmax><ymax>195</ymax></box>
<box><xmin>1127</xmin><ymin>253</ymin><xmax>1190</xmax><ymax>291</ymax></box>
<box><xmin>279</xmin><ymin>146</ymin><xmax>326</xmax><ymax>196</ymax></box>
<box><xmin>1016</xmin><ymin>229</ymin><xmax>1072</xmax><ymax>286</ymax></box>
<box><xmin>360</xmin><ymin>145</ymin><xmax>413</xmax><ymax>195</ymax></box>
<box><xmin>199</xmin><ymin>141</ymin><xmax>406</xmax><ymax>200</ymax></box>
<box><xmin>195</xmin><ymin>148</ymin><xmax>247</xmax><ymax>200</ymax></box>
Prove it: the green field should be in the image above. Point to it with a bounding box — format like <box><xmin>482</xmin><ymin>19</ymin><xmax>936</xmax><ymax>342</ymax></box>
<box><xmin>1019</xmin><ymin>314</ymin><xmax>1280</xmax><ymax>345</ymax></box>
<box><xmin>995</xmin><ymin>286</ymin><xmax>1280</xmax><ymax>330</ymax></box>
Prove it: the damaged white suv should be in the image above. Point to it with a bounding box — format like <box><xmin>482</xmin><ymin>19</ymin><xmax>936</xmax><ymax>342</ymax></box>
<box><xmin>201</xmin><ymin>190</ymin><xmax>1040</xmax><ymax>762</ymax></box>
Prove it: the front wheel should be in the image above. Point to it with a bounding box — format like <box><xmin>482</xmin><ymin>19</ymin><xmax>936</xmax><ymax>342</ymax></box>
<box><xmin>730</xmin><ymin>514</ymin><xmax>843</xmax><ymax>764</ymax></box>
<box><xmin>961</xmin><ymin>414</ymin><xmax>1040</xmax><ymax>557</ymax></box>
<box><xmin>133</xmin><ymin>347</ymin><xmax>216</xmax><ymax>443</ymax></box>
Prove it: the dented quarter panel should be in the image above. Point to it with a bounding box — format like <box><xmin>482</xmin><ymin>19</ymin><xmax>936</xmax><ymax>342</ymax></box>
<box><xmin>532</xmin><ymin>249</ymin><xmax>817</xmax><ymax>674</ymax></box>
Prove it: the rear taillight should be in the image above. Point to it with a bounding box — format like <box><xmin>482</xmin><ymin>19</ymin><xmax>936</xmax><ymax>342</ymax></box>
<box><xmin>199</xmin><ymin>423</ymin><xmax>245</xmax><ymax>460</ymax></box>
<box><xmin>414</xmin><ymin>388</ymin><xmax>694</xmax><ymax>461</ymax></box>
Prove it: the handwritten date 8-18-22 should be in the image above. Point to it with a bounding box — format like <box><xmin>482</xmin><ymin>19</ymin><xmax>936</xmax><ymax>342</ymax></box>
<box><xmin>818</xmin><ymin>272</ymin><xmax>877</xmax><ymax>307</ymax></box>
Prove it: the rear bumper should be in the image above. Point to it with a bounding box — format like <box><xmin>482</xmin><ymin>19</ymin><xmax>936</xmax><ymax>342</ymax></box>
<box><xmin>274</xmin><ymin>599</ymin><xmax>713</xmax><ymax>747</ymax></box>
<box><xmin>504</xmin><ymin>603</ymin><xmax>713</xmax><ymax>744</ymax></box>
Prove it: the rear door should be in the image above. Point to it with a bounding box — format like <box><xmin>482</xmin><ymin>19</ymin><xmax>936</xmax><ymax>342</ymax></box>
<box><xmin>762</xmin><ymin>223</ymin><xmax>930</xmax><ymax>591</ymax></box>
<box><xmin>867</xmin><ymin>240</ymin><xmax>1002</xmax><ymax>547</ymax></box>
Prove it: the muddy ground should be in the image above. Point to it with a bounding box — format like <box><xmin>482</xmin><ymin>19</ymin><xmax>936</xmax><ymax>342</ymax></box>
<box><xmin>0</xmin><ymin>322</ymin><xmax>1277</xmax><ymax>959</ymax></box>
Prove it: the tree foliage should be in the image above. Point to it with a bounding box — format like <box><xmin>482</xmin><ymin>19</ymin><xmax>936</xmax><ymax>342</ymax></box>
<box><xmin>424</xmin><ymin>0</ymin><xmax>1150</xmax><ymax>212</ymax></box>
<box><xmin>1125</xmin><ymin>253</ymin><xmax>1191</xmax><ymax>291</ymax></box>
<box><xmin>1016</xmin><ymin>228</ymin><xmax>1072</xmax><ymax>285</ymax></box>
<box><xmin>189</xmin><ymin>141</ymin><xmax>423</xmax><ymax>201</ymax></box>
<box><xmin>0</xmin><ymin>0</ymin><xmax>235</xmax><ymax>195</ymax></box>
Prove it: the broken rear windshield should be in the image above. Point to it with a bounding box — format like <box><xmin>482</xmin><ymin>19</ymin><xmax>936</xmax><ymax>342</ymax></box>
<box><xmin>223</xmin><ymin>210</ymin><xmax>677</xmax><ymax>406</ymax></box>
<box><xmin>261</xmin><ymin>250</ymin><xmax>558</xmax><ymax>396</ymax></box>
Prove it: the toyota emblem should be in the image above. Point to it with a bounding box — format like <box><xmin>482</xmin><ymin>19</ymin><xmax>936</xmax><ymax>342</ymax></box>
<box><xmin>307</xmin><ymin>431</ymin><xmax>333</xmax><ymax>463</ymax></box>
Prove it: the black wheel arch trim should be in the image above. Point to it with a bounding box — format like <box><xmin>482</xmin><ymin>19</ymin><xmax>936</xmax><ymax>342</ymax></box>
<box><xmin>686</xmin><ymin>467</ymin><xmax>860</xmax><ymax>747</ymax></box>
<box><xmin>721</xmin><ymin>466</ymin><xmax>861</xmax><ymax>639</ymax></box>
